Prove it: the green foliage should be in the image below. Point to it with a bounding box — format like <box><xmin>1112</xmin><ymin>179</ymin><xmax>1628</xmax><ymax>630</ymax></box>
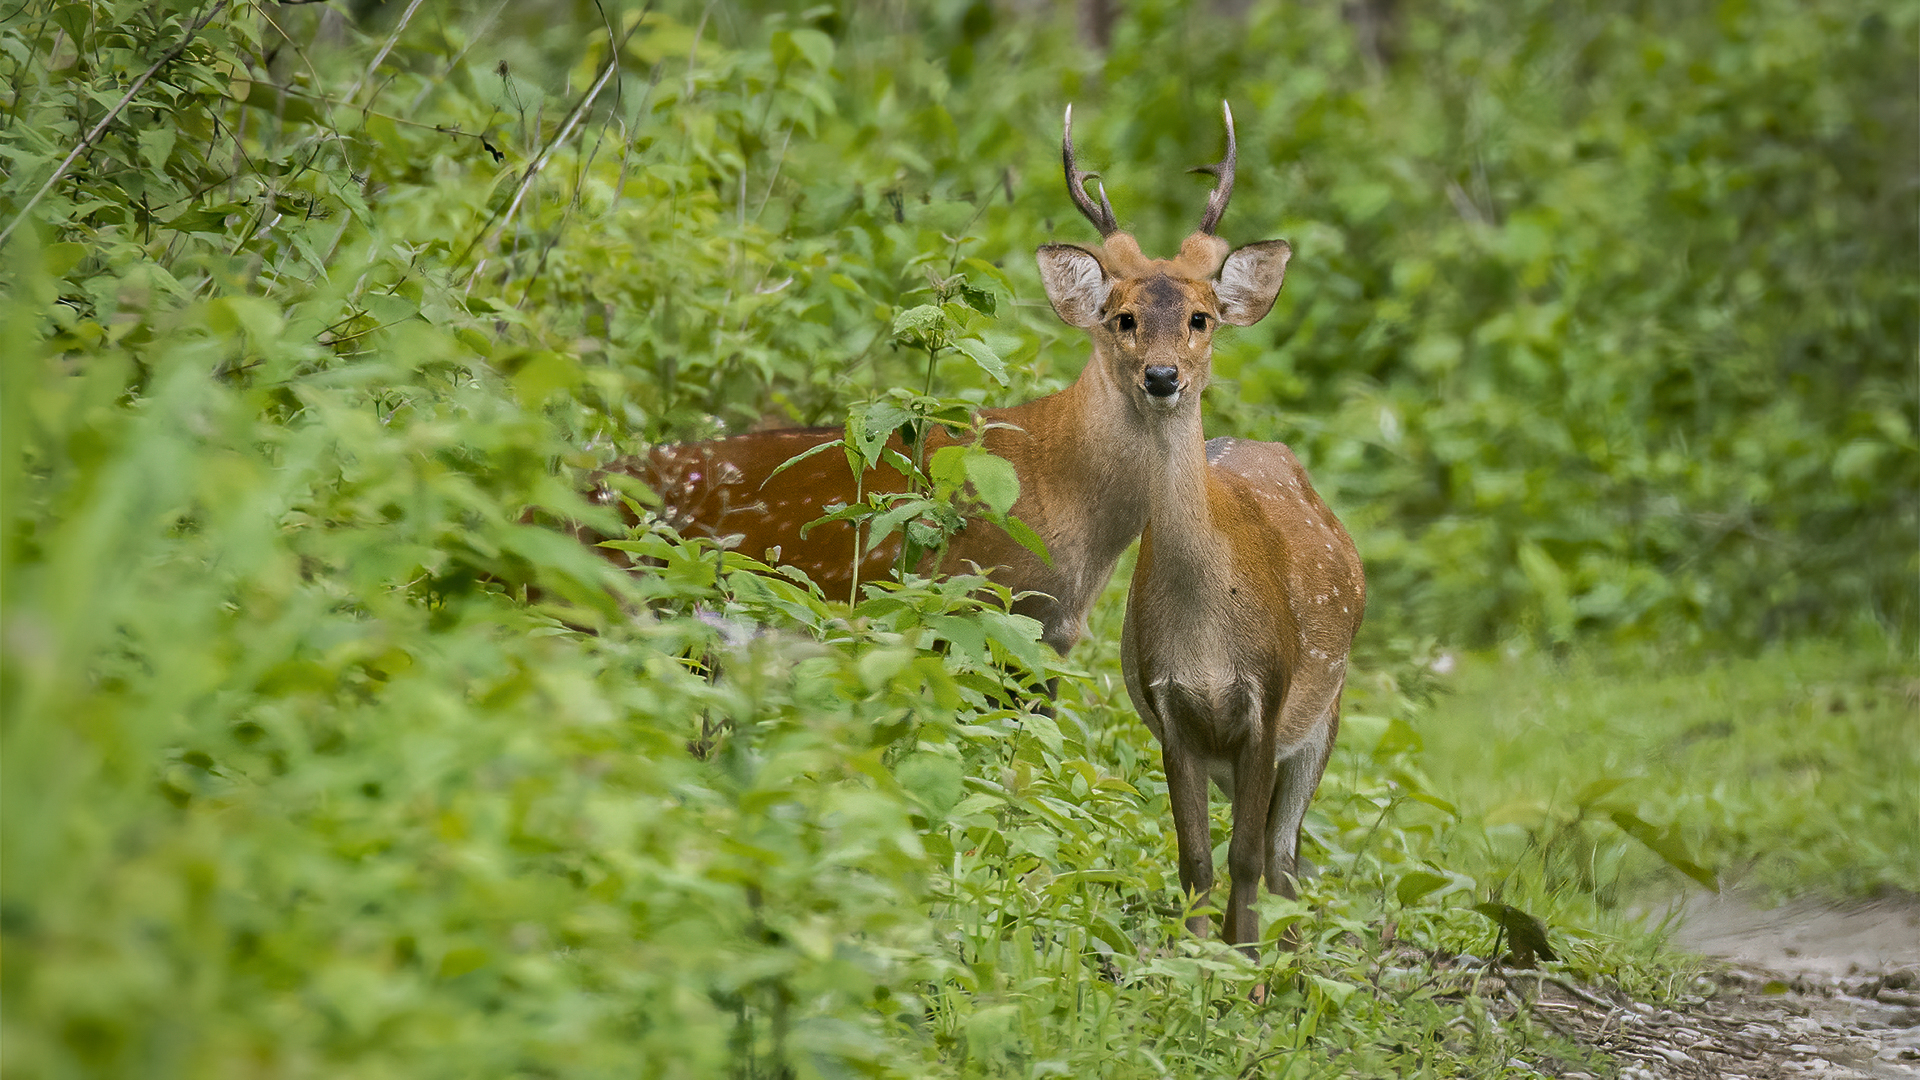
<box><xmin>1163</xmin><ymin>1</ymin><xmax>1918</xmax><ymax>646</ymax></box>
<box><xmin>1</xmin><ymin>0</ymin><xmax>1907</xmax><ymax>1076</ymax></box>
<box><xmin>7</xmin><ymin>0</ymin><xmax>1910</xmax><ymax>645</ymax></box>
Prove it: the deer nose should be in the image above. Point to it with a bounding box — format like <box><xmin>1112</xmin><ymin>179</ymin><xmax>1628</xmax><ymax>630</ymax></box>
<box><xmin>1143</xmin><ymin>366</ymin><xmax>1180</xmax><ymax>397</ymax></box>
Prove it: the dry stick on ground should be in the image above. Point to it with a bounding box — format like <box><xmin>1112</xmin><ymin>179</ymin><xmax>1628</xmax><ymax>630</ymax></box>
<box><xmin>0</xmin><ymin>0</ymin><xmax>232</xmax><ymax>250</ymax></box>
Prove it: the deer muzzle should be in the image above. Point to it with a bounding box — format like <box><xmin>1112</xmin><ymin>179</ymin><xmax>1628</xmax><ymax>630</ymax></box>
<box><xmin>1143</xmin><ymin>365</ymin><xmax>1181</xmax><ymax>400</ymax></box>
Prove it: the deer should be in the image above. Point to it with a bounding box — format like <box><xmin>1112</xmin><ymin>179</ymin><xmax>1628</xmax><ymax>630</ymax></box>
<box><xmin>1021</xmin><ymin>105</ymin><xmax>1366</xmax><ymax>955</ymax></box>
<box><xmin>589</xmin><ymin>105</ymin><xmax>1264</xmax><ymax>662</ymax></box>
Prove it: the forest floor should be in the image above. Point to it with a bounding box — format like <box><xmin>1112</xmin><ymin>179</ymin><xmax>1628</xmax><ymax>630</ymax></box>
<box><xmin>1493</xmin><ymin>893</ymin><xmax>1920</xmax><ymax>1079</ymax></box>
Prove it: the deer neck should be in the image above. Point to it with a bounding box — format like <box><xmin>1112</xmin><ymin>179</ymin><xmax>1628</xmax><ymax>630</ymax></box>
<box><xmin>1139</xmin><ymin>398</ymin><xmax>1229</xmax><ymax>575</ymax></box>
<box><xmin>989</xmin><ymin>353</ymin><xmax>1155</xmax><ymax>571</ymax></box>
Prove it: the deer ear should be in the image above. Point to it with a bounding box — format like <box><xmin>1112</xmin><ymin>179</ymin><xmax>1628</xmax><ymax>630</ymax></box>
<box><xmin>1215</xmin><ymin>240</ymin><xmax>1291</xmax><ymax>326</ymax></box>
<box><xmin>1036</xmin><ymin>244</ymin><xmax>1111</xmax><ymax>328</ymax></box>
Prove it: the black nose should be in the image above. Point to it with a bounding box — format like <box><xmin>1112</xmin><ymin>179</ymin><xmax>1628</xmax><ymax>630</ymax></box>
<box><xmin>1143</xmin><ymin>366</ymin><xmax>1180</xmax><ymax>397</ymax></box>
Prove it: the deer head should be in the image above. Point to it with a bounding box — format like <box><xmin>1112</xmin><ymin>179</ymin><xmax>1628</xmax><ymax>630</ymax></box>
<box><xmin>1036</xmin><ymin>103</ymin><xmax>1292</xmax><ymax>419</ymax></box>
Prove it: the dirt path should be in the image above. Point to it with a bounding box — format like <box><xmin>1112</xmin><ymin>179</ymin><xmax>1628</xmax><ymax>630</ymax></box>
<box><xmin>1528</xmin><ymin>894</ymin><xmax>1920</xmax><ymax>1078</ymax></box>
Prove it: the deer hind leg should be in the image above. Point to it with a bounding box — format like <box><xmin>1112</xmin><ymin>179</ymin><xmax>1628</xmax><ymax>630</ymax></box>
<box><xmin>1265</xmin><ymin>675</ymin><xmax>1344</xmax><ymax>899</ymax></box>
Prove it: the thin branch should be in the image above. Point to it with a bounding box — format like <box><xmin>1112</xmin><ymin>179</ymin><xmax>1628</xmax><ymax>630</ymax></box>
<box><xmin>612</xmin><ymin>61</ymin><xmax>664</xmax><ymax>207</ymax></box>
<box><xmin>342</xmin><ymin>0</ymin><xmax>425</xmax><ymax>104</ymax></box>
<box><xmin>407</xmin><ymin>0</ymin><xmax>507</xmax><ymax>113</ymax></box>
<box><xmin>454</xmin><ymin>10</ymin><xmax>644</xmax><ymax>270</ymax></box>
<box><xmin>0</xmin><ymin>0</ymin><xmax>230</xmax><ymax>249</ymax></box>
<box><xmin>750</xmin><ymin>123</ymin><xmax>794</xmax><ymax>224</ymax></box>
<box><xmin>685</xmin><ymin>1</ymin><xmax>713</xmax><ymax>101</ymax></box>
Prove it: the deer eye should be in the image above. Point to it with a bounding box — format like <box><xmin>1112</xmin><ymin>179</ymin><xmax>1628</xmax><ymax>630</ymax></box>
<box><xmin>1189</xmin><ymin>312</ymin><xmax>1208</xmax><ymax>331</ymax></box>
<box><xmin>1115</xmin><ymin>313</ymin><xmax>1136</xmax><ymax>333</ymax></box>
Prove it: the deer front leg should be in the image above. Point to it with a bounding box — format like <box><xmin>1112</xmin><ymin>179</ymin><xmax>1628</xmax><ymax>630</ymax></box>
<box><xmin>1160</xmin><ymin>737</ymin><xmax>1215</xmax><ymax>940</ymax></box>
<box><xmin>1225</xmin><ymin>730</ymin><xmax>1280</xmax><ymax>953</ymax></box>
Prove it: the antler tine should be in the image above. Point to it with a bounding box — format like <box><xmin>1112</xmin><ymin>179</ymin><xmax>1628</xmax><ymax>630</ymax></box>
<box><xmin>1192</xmin><ymin>100</ymin><xmax>1238</xmax><ymax>235</ymax></box>
<box><xmin>1062</xmin><ymin>104</ymin><xmax>1118</xmax><ymax>237</ymax></box>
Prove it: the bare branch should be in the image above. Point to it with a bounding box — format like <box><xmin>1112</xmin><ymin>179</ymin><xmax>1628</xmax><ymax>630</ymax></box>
<box><xmin>343</xmin><ymin>0</ymin><xmax>426</xmax><ymax>104</ymax></box>
<box><xmin>455</xmin><ymin>5</ymin><xmax>650</xmax><ymax>272</ymax></box>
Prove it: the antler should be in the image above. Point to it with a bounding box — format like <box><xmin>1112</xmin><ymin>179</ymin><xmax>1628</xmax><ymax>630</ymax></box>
<box><xmin>1192</xmin><ymin>100</ymin><xmax>1237</xmax><ymax>235</ymax></box>
<box><xmin>1062</xmin><ymin>104</ymin><xmax>1118</xmax><ymax>237</ymax></box>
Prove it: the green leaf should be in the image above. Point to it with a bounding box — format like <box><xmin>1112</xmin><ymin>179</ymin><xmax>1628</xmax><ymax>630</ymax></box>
<box><xmin>1394</xmin><ymin>870</ymin><xmax>1449</xmax><ymax>907</ymax></box>
<box><xmin>1000</xmin><ymin>515</ymin><xmax>1053</xmax><ymax>568</ymax></box>
<box><xmin>1308</xmin><ymin>975</ymin><xmax>1359</xmax><ymax>1008</ymax></box>
<box><xmin>1470</xmin><ymin>902</ymin><xmax>1558</xmax><ymax>967</ymax></box>
<box><xmin>137</xmin><ymin>127</ymin><xmax>176</xmax><ymax>171</ymax></box>
<box><xmin>1572</xmin><ymin>776</ymin><xmax>1633</xmax><ymax>809</ymax></box>
<box><xmin>963</xmin><ymin>451</ymin><xmax>1019</xmax><ymax>516</ymax></box>
<box><xmin>206</xmin><ymin>296</ymin><xmax>284</xmax><ymax>342</ymax></box>
<box><xmin>764</xmin><ymin>438</ymin><xmax>844</xmax><ymax>486</ymax></box>
<box><xmin>510</xmin><ymin>351</ymin><xmax>579</xmax><ymax>406</ymax></box>
<box><xmin>978</xmin><ymin>610</ymin><xmax>1051</xmax><ymax>678</ymax></box>
<box><xmin>1517</xmin><ymin>541</ymin><xmax>1575</xmax><ymax>643</ymax></box>
<box><xmin>952</xmin><ymin>337</ymin><xmax>1007</xmax><ymax>386</ymax></box>
<box><xmin>1019</xmin><ymin>710</ymin><xmax>1064</xmax><ymax>758</ymax></box>
<box><xmin>1607</xmin><ymin>809</ymin><xmax>1719</xmax><ymax>890</ymax></box>
<box><xmin>1371</xmin><ymin>717</ymin><xmax>1424</xmax><ymax>760</ymax></box>
<box><xmin>1088</xmin><ymin>914</ymin><xmax>1134</xmax><ymax>955</ymax></box>
<box><xmin>42</xmin><ymin>242</ymin><xmax>87</xmax><ymax>277</ymax></box>
<box><xmin>863</xmin><ymin>498</ymin><xmax>930</xmax><ymax>555</ymax></box>
<box><xmin>958</xmin><ymin>282</ymin><xmax>997</xmax><ymax>316</ymax></box>
<box><xmin>787</xmin><ymin>28</ymin><xmax>835</xmax><ymax>71</ymax></box>
<box><xmin>234</xmin><ymin>80</ymin><xmax>325</xmax><ymax>126</ymax></box>
<box><xmin>928</xmin><ymin>444</ymin><xmax>969</xmax><ymax>490</ymax></box>
<box><xmin>890</xmin><ymin>304</ymin><xmax>949</xmax><ymax>351</ymax></box>
<box><xmin>167</xmin><ymin>203</ymin><xmax>244</xmax><ymax>236</ymax></box>
<box><xmin>896</xmin><ymin>753</ymin><xmax>963</xmax><ymax>816</ymax></box>
<box><xmin>850</xmin><ymin>401</ymin><xmax>914</xmax><ymax>467</ymax></box>
<box><xmin>925</xmin><ymin>613</ymin><xmax>989</xmax><ymax>667</ymax></box>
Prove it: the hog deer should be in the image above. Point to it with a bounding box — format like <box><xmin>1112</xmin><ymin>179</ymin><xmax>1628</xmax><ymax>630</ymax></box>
<box><xmin>1029</xmin><ymin>105</ymin><xmax>1366</xmax><ymax>952</ymax></box>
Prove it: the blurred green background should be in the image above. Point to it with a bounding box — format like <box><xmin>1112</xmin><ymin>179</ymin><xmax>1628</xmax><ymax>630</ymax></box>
<box><xmin>3</xmin><ymin>1</ymin><xmax>1913</xmax><ymax>1076</ymax></box>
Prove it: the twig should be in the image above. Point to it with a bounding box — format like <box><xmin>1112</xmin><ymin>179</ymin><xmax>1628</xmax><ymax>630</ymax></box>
<box><xmin>686</xmin><ymin>1</ymin><xmax>713</xmax><ymax>101</ymax></box>
<box><xmin>1526</xmin><ymin>970</ymin><xmax>1616</xmax><ymax>1010</ymax></box>
<box><xmin>0</xmin><ymin>0</ymin><xmax>230</xmax><ymax>250</ymax></box>
<box><xmin>204</xmin><ymin>78</ymin><xmax>498</xmax><ymax>145</ymax></box>
<box><xmin>750</xmin><ymin>123</ymin><xmax>794</xmax><ymax>223</ymax></box>
<box><xmin>455</xmin><ymin>11</ymin><xmax>643</xmax><ymax>271</ymax></box>
<box><xmin>343</xmin><ymin>0</ymin><xmax>426</xmax><ymax>104</ymax></box>
<box><xmin>406</xmin><ymin>0</ymin><xmax>507</xmax><ymax>113</ymax></box>
<box><xmin>611</xmin><ymin>61</ymin><xmax>665</xmax><ymax>207</ymax></box>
